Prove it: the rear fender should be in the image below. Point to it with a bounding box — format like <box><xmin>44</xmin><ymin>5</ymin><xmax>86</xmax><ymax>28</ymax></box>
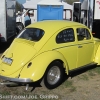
<box><xmin>20</xmin><ymin>51</ymin><xmax>69</xmax><ymax>81</ymax></box>
<box><xmin>94</xmin><ymin>45</ymin><xmax>100</xmax><ymax>65</ymax></box>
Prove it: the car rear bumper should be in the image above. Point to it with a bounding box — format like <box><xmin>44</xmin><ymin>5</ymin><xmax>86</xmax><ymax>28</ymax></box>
<box><xmin>0</xmin><ymin>75</ymin><xmax>33</xmax><ymax>83</ymax></box>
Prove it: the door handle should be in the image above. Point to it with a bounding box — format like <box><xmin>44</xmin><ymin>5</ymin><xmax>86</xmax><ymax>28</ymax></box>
<box><xmin>78</xmin><ymin>45</ymin><xmax>83</xmax><ymax>48</ymax></box>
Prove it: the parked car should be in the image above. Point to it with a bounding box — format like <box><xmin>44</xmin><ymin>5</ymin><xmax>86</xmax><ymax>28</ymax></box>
<box><xmin>0</xmin><ymin>20</ymin><xmax>100</xmax><ymax>89</ymax></box>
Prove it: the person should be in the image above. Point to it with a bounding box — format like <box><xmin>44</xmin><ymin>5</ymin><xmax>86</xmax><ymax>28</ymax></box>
<box><xmin>24</xmin><ymin>12</ymin><xmax>31</xmax><ymax>27</ymax></box>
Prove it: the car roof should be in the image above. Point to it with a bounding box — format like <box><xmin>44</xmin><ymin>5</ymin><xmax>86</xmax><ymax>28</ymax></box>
<box><xmin>26</xmin><ymin>20</ymin><xmax>86</xmax><ymax>37</ymax></box>
<box><xmin>27</xmin><ymin>20</ymin><xmax>85</xmax><ymax>29</ymax></box>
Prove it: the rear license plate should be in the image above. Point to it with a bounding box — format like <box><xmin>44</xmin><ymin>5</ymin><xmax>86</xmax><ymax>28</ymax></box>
<box><xmin>2</xmin><ymin>57</ymin><xmax>13</xmax><ymax>65</ymax></box>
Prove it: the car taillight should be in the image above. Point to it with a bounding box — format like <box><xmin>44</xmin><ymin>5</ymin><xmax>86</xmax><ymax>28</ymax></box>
<box><xmin>92</xmin><ymin>33</ymin><xmax>95</xmax><ymax>34</ymax></box>
<box><xmin>0</xmin><ymin>33</ymin><xmax>2</xmax><ymax>37</ymax></box>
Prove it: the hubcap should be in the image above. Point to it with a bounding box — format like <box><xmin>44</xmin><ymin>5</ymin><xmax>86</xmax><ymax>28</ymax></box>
<box><xmin>47</xmin><ymin>66</ymin><xmax>61</xmax><ymax>85</ymax></box>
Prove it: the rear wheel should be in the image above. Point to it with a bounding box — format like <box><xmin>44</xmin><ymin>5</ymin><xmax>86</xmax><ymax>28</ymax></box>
<box><xmin>41</xmin><ymin>61</ymin><xmax>64</xmax><ymax>89</ymax></box>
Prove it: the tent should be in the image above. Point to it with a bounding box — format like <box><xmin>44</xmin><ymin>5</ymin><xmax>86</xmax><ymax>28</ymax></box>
<box><xmin>23</xmin><ymin>0</ymin><xmax>73</xmax><ymax>10</ymax></box>
<box><xmin>62</xmin><ymin>1</ymin><xmax>73</xmax><ymax>10</ymax></box>
<box><xmin>22</xmin><ymin>0</ymin><xmax>41</xmax><ymax>9</ymax></box>
<box><xmin>37</xmin><ymin>0</ymin><xmax>63</xmax><ymax>5</ymax></box>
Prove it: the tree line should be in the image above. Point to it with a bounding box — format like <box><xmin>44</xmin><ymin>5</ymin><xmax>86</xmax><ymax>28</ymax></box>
<box><xmin>16</xmin><ymin>1</ymin><xmax>22</xmax><ymax>12</ymax></box>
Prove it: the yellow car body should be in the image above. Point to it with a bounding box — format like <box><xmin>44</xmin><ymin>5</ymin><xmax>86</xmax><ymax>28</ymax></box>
<box><xmin>0</xmin><ymin>20</ymin><xmax>100</xmax><ymax>89</ymax></box>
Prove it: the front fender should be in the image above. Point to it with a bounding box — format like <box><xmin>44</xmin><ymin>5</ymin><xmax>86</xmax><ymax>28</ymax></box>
<box><xmin>19</xmin><ymin>50</ymin><xmax>68</xmax><ymax>82</ymax></box>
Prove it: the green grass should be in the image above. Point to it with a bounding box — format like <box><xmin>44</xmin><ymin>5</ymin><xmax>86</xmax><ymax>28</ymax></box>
<box><xmin>78</xmin><ymin>74</ymin><xmax>89</xmax><ymax>81</ymax></box>
<box><xmin>0</xmin><ymin>91</ymin><xmax>10</xmax><ymax>95</ymax></box>
<box><xmin>88</xmin><ymin>70</ymin><xmax>96</xmax><ymax>76</ymax></box>
<box><xmin>63</xmin><ymin>80</ymin><xmax>76</xmax><ymax>92</ymax></box>
<box><xmin>93</xmin><ymin>67</ymin><xmax>100</xmax><ymax>74</ymax></box>
<box><xmin>87</xmin><ymin>66</ymin><xmax>100</xmax><ymax>77</ymax></box>
<box><xmin>69</xmin><ymin>86</ymin><xmax>76</xmax><ymax>92</ymax></box>
<box><xmin>63</xmin><ymin>80</ymin><xmax>73</xmax><ymax>88</ymax></box>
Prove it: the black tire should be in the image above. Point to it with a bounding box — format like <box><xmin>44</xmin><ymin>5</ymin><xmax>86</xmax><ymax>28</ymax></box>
<box><xmin>41</xmin><ymin>61</ymin><xmax>64</xmax><ymax>89</ymax></box>
<box><xmin>16</xmin><ymin>27</ymin><xmax>19</xmax><ymax>35</ymax></box>
<box><xmin>16</xmin><ymin>23</ymin><xmax>24</xmax><ymax>32</ymax></box>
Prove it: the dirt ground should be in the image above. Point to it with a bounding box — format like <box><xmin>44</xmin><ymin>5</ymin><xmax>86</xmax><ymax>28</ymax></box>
<box><xmin>0</xmin><ymin>66</ymin><xmax>100</xmax><ymax>100</ymax></box>
<box><xmin>0</xmin><ymin>44</ymin><xmax>100</xmax><ymax>100</ymax></box>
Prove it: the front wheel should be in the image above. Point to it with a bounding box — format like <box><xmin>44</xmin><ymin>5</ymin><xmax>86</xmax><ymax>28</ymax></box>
<box><xmin>41</xmin><ymin>61</ymin><xmax>64</xmax><ymax>89</ymax></box>
<box><xmin>16</xmin><ymin>23</ymin><xmax>24</xmax><ymax>32</ymax></box>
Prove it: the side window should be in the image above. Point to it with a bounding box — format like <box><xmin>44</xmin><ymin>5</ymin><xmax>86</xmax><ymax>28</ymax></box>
<box><xmin>77</xmin><ymin>28</ymin><xmax>91</xmax><ymax>41</ymax></box>
<box><xmin>56</xmin><ymin>28</ymin><xmax>75</xmax><ymax>43</ymax></box>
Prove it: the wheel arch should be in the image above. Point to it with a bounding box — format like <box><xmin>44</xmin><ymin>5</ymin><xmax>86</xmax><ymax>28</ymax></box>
<box><xmin>46</xmin><ymin>59</ymin><xmax>68</xmax><ymax>73</ymax></box>
<box><xmin>39</xmin><ymin>52</ymin><xmax>69</xmax><ymax>80</ymax></box>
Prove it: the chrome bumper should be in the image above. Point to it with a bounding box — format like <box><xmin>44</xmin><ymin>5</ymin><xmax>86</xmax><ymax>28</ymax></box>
<box><xmin>0</xmin><ymin>75</ymin><xmax>33</xmax><ymax>83</ymax></box>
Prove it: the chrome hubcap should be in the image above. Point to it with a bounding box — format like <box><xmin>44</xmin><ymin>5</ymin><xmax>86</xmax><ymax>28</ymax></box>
<box><xmin>47</xmin><ymin>66</ymin><xmax>61</xmax><ymax>85</ymax></box>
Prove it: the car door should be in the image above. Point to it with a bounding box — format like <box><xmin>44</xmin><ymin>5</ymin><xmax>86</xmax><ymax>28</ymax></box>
<box><xmin>55</xmin><ymin>28</ymin><xmax>78</xmax><ymax>70</ymax></box>
<box><xmin>76</xmin><ymin>27</ymin><xmax>94</xmax><ymax>68</ymax></box>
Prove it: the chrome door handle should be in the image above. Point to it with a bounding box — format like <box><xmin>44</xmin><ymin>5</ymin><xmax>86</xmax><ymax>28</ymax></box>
<box><xmin>78</xmin><ymin>45</ymin><xmax>83</xmax><ymax>48</ymax></box>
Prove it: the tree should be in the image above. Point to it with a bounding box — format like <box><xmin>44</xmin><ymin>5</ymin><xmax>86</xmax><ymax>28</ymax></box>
<box><xmin>16</xmin><ymin>1</ymin><xmax>22</xmax><ymax>12</ymax></box>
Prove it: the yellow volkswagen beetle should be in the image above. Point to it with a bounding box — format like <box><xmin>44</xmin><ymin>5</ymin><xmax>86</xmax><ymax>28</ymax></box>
<box><xmin>0</xmin><ymin>20</ymin><xmax>100</xmax><ymax>89</ymax></box>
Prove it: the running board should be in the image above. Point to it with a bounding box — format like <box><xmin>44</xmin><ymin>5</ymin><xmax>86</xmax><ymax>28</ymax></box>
<box><xmin>69</xmin><ymin>62</ymin><xmax>97</xmax><ymax>74</ymax></box>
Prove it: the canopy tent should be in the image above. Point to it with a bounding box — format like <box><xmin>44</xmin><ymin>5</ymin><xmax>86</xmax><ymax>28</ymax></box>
<box><xmin>37</xmin><ymin>0</ymin><xmax>63</xmax><ymax>5</ymax></box>
<box><xmin>23</xmin><ymin>0</ymin><xmax>73</xmax><ymax>10</ymax></box>
<box><xmin>22</xmin><ymin>0</ymin><xmax>41</xmax><ymax>9</ymax></box>
<box><xmin>62</xmin><ymin>1</ymin><xmax>73</xmax><ymax>10</ymax></box>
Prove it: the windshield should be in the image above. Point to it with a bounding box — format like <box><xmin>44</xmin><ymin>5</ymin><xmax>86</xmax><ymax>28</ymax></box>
<box><xmin>17</xmin><ymin>28</ymin><xmax>44</xmax><ymax>41</ymax></box>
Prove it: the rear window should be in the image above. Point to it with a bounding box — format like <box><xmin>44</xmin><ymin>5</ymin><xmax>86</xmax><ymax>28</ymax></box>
<box><xmin>17</xmin><ymin>28</ymin><xmax>44</xmax><ymax>41</ymax></box>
